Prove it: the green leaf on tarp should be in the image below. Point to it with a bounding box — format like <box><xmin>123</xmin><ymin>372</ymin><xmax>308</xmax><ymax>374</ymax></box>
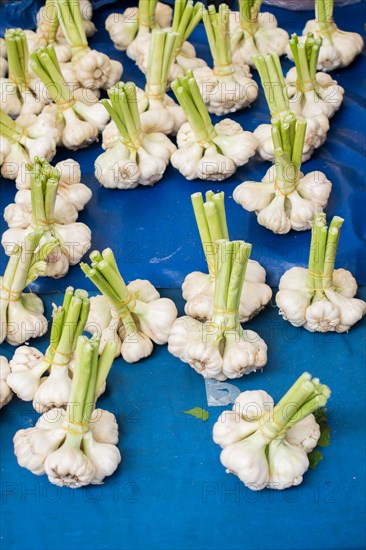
<box><xmin>308</xmin><ymin>450</ymin><xmax>324</xmax><ymax>470</ymax></box>
<box><xmin>314</xmin><ymin>408</ymin><xmax>331</xmax><ymax>447</ymax></box>
<box><xmin>183</xmin><ymin>407</ymin><xmax>209</xmax><ymax>422</ymax></box>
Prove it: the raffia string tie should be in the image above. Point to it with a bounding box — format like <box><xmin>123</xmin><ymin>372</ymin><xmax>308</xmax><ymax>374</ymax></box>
<box><xmin>213</xmin><ymin>64</ymin><xmax>235</xmax><ymax>78</ymax></box>
<box><xmin>0</xmin><ymin>285</ymin><xmax>22</xmax><ymax>302</ymax></box>
<box><xmin>56</xmin><ymin>98</ymin><xmax>76</xmax><ymax>111</ymax></box>
<box><xmin>274</xmin><ymin>178</ymin><xmax>297</xmax><ymax>196</ymax></box>
<box><xmin>296</xmin><ymin>78</ymin><xmax>318</xmax><ymax>94</ymax></box>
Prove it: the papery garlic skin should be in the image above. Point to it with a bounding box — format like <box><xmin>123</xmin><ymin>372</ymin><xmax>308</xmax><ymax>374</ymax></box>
<box><xmin>291</xmin><ymin>20</ymin><xmax>364</xmax><ymax>71</ymax></box>
<box><xmin>234</xmin><ymin>166</ymin><xmax>332</xmax><ymax>234</ymax></box>
<box><xmin>213</xmin><ymin>386</ymin><xmax>323</xmax><ymax>491</ymax></box>
<box><xmin>276</xmin><ymin>267</ymin><xmax>366</xmax><ymax>333</ymax></box>
<box><xmin>106</xmin><ymin>2</ymin><xmax>173</xmax><ymax>51</ymax></box>
<box><xmin>172</xmin><ymin>120</ymin><xmax>257</xmax><ymax>181</ymax></box>
<box><xmin>230</xmin><ymin>11</ymin><xmax>289</xmax><ymax>67</ymax></box>
<box><xmin>0</xmin><ymin>356</ymin><xmax>12</xmax><ymax>409</ymax></box>
<box><xmin>254</xmin><ymin>118</ymin><xmax>329</xmax><ymax>163</ymax></box>
<box><xmin>7</xmin><ymin>346</ymin><xmax>48</xmax><ymax>401</ymax></box>
<box><xmin>194</xmin><ymin>64</ymin><xmax>258</xmax><ymax>116</ymax></box>
<box><xmin>44</xmin><ymin>441</ymin><xmax>96</xmax><ymax>488</ymax></box>
<box><xmin>82</xmin><ymin>431</ymin><xmax>121</xmax><ymax>484</ymax></box>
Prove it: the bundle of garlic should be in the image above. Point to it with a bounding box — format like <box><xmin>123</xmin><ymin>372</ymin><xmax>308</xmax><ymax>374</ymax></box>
<box><xmin>169</xmin><ymin>240</ymin><xmax>268</xmax><ymax>380</ymax></box>
<box><xmin>2</xmin><ymin>158</ymin><xmax>92</xmax><ymax>278</ymax></box>
<box><xmin>171</xmin><ymin>72</ymin><xmax>257</xmax><ymax>181</ymax></box>
<box><xmin>131</xmin><ymin>0</ymin><xmax>206</xmax><ymax>84</ymax></box>
<box><xmin>30</xmin><ymin>46</ymin><xmax>109</xmax><ymax>150</ymax></box>
<box><xmin>0</xmin><ymin>229</ymin><xmax>48</xmax><ymax>346</ymax></box>
<box><xmin>95</xmin><ymin>82</ymin><xmax>176</xmax><ymax>189</ymax></box>
<box><xmin>0</xmin><ymin>38</ymin><xmax>8</xmax><ymax>78</ymax></box>
<box><xmin>55</xmin><ymin>0</ymin><xmax>122</xmax><ymax>91</ymax></box>
<box><xmin>0</xmin><ymin>108</ymin><xmax>58</xmax><ymax>179</ymax></box>
<box><xmin>289</xmin><ymin>0</ymin><xmax>363</xmax><ymax>71</ymax></box>
<box><xmin>80</xmin><ymin>248</ymin><xmax>178</xmax><ymax>363</ymax></box>
<box><xmin>230</xmin><ymin>0</ymin><xmax>288</xmax><ymax>67</ymax></box>
<box><xmin>253</xmin><ymin>54</ymin><xmax>329</xmax><ymax>163</ymax></box>
<box><xmin>106</xmin><ymin>0</ymin><xmax>172</xmax><ymax>52</ymax></box>
<box><xmin>234</xmin><ymin>118</ymin><xmax>332</xmax><ymax>234</ymax></box>
<box><xmin>286</xmin><ymin>33</ymin><xmax>344</xmax><ymax>122</ymax></box>
<box><xmin>25</xmin><ymin>0</ymin><xmax>72</xmax><ymax>63</ymax></box>
<box><xmin>137</xmin><ymin>29</ymin><xmax>186</xmax><ymax>135</ymax></box>
<box><xmin>7</xmin><ymin>287</ymin><xmax>90</xmax><ymax>412</ymax></box>
<box><xmin>276</xmin><ymin>213</ymin><xmax>366</xmax><ymax>333</ymax></box>
<box><xmin>0</xmin><ymin>357</ymin><xmax>12</xmax><ymax>409</ymax></box>
<box><xmin>213</xmin><ymin>372</ymin><xmax>330</xmax><ymax>490</ymax></box>
<box><xmin>15</xmin><ymin>158</ymin><xmax>92</xmax><ymax>214</ymax></box>
<box><xmin>0</xmin><ymin>29</ymin><xmax>50</xmax><ymax>118</ymax></box>
<box><xmin>183</xmin><ymin>191</ymin><xmax>272</xmax><ymax>322</ymax></box>
<box><xmin>193</xmin><ymin>4</ymin><xmax>258</xmax><ymax>116</ymax></box>
<box><xmin>14</xmin><ymin>334</ymin><xmax>121</xmax><ymax>487</ymax></box>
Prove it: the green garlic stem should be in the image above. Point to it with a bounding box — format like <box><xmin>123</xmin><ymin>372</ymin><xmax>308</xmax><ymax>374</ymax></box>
<box><xmin>212</xmin><ymin>240</ymin><xmax>233</xmax><ymax>325</ymax></box>
<box><xmin>67</xmin><ymin>337</ymin><xmax>93</xmax><ymax>424</ymax></box>
<box><xmin>322</xmin><ymin>216</ymin><xmax>344</xmax><ymax>286</ymax></box>
<box><xmin>95</xmin><ymin>341</ymin><xmax>117</xmax><ymax>398</ymax></box>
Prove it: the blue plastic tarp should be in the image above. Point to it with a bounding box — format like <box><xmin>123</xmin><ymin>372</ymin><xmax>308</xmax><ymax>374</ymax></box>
<box><xmin>0</xmin><ymin>2</ymin><xmax>365</xmax><ymax>550</ymax></box>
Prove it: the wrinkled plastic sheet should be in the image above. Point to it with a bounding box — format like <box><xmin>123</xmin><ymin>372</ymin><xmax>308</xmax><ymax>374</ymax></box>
<box><xmin>0</xmin><ymin>3</ymin><xmax>365</xmax><ymax>549</ymax></box>
<box><xmin>1</xmin><ymin>2</ymin><xmax>365</xmax><ymax>294</ymax></box>
<box><xmin>0</xmin><ymin>288</ymin><xmax>365</xmax><ymax>550</ymax></box>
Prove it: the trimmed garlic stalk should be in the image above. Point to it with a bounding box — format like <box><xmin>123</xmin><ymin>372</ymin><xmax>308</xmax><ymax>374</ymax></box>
<box><xmin>0</xmin><ymin>230</ymin><xmax>48</xmax><ymax>346</ymax></box>
<box><xmin>8</xmin><ymin>288</ymin><xmax>91</xmax><ymax>412</ymax></box>
<box><xmin>131</xmin><ymin>0</ymin><xmax>206</xmax><ymax>86</ymax></box>
<box><xmin>56</xmin><ymin>0</ymin><xmax>122</xmax><ymax>91</ymax></box>
<box><xmin>0</xmin><ymin>356</ymin><xmax>12</xmax><ymax>409</ymax></box>
<box><xmin>0</xmin><ymin>109</ymin><xmax>59</xmax><ymax>179</ymax></box>
<box><xmin>286</xmin><ymin>33</ymin><xmax>344</xmax><ymax>122</ymax></box>
<box><xmin>214</xmin><ymin>372</ymin><xmax>330</xmax><ymax>490</ymax></box>
<box><xmin>106</xmin><ymin>0</ymin><xmax>173</xmax><ymax>52</ymax></box>
<box><xmin>234</xmin><ymin>117</ymin><xmax>332</xmax><ymax>234</ymax></box>
<box><xmin>183</xmin><ymin>191</ymin><xmax>271</xmax><ymax>322</ymax></box>
<box><xmin>0</xmin><ymin>30</ymin><xmax>50</xmax><ymax>117</ymax></box>
<box><xmin>230</xmin><ymin>0</ymin><xmax>289</xmax><ymax>67</ymax></box>
<box><xmin>30</xmin><ymin>46</ymin><xmax>109</xmax><ymax>150</ymax></box>
<box><xmin>276</xmin><ymin>213</ymin><xmax>366</xmax><ymax>333</ymax></box>
<box><xmin>25</xmin><ymin>0</ymin><xmax>72</xmax><ymax>63</ymax></box>
<box><xmin>15</xmin><ymin>158</ymin><xmax>92</xmax><ymax>213</ymax></box>
<box><xmin>289</xmin><ymin>0</ymin><xmax>364</xmax><ymax>71</ymax></box>
<box><xmin>194</xmin><ymin>4</ymin><xmax>258</xmax><ymax>115</ymax></box>
<box><xmin>169</xmin><ymin>240</ymin><xmax>267</xmax><ymax>380</ymax></box>
<box><xmin>253</xmin><ymin>53</ymin><xmax>328</xmax><ymax>163</ymax></box>
<box><xmin>137</xmin><ymin>29</ymin><xmax>186</xmax><ymax>135</ymax></box>
<box><xmin>2</xmin><ymin>158</ymin><xmax>91</xmax><ymax>278</ymax></box>
<box><xmin>81</xmin><ymin>248</ymin><xmax>178</xmax><ymax>363</ymax></box>
<box><xmin>171</xmin><ymin>72</ymin><xmax>257</xmax><ymax>181</ymax></box>
<box><xmin>14</xmin><ymin>335</ymin><xmax>120</xmax><ymax>487</ymax></box>
<box><xmin>95</xmin><ymin>82</ymin><xmax>176</xmax><ymax>189</ymax></box>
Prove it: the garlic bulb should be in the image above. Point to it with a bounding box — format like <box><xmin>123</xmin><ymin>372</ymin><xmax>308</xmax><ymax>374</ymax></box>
<box><xmin>0</xmin><ymin>39</ymin><xmax>7</xmax><ymax>77</ymax></box>
<box><xmin>129</xmin><ymin>1</ymin><xmax>206</xmax><ymax>87</ymax></box>
<box><xmin>285</xmin><ymin>33</ymin><xmax>344</xmax><ymax>129</ymax></box>
<box><xmin>0</xmin><ymin>29</ymin><xmax>49</xmax><ymax>118</ymax></box>
<box><xmin>214</xmin><ymin>372</ymin><xmax>330</xmax><ymax>490</ymax></box>
<box><xmin>183</xmin><ymin>191</ymin><xmax>271</xmax><ymax>323</ymax></box>
<box><xmin>230</xmin><ymin>4</ymin><xmax>288</xmax><ymax>67</ymax></box>
<box><xmin>169</xmin><ymin>240</ymin><xmax>267</xmax><ymax>381</ymax></box>
<box><xmin>15</xmin><ymin>158</ymin><xmax>92</xmax><ymax>214</ymax></box>
<box><xmin>234</xmin><ymin>119</ymin><xmax>332</xmax><ymax>234</ymax></box>
<box><xmin>81</xmin><ymin>249</ymin><xmax>178</xmax><ymax>363</ymax></box>
<box><xmin>14</xmin><ymin>336</ymin><xmax>120</xmax><ymax>487</ymax></box>
<box><xmin>95</xmin><ymin>82</ymin><xmax>176</xmax><ymax>189</ymax></box>
<box><xmin>192</xmin><ymin>4</ymin><xmax>257</xmax><ymax>116</ymax></box>
<box><xmin>171</xmin><ymin>73</ymin><xmax>257</xmax><ymax>181</ymax></box>
<box><xmin>7</xmin><ymin>288</ymin><xmax>92</xmax><ymax>411</ymax></box>
<box><xmin>30</xmin><ymin>46</ymin><xmax>109</xmax><ymax>150</ymax></box>
<box><xmin>2</xmin><ymin>158</ymin><xmax>91</xmax><ymax>279</ymax></box>
<box><xmin>135</xmin><ymin>29</ymin><xmax>186</xmax><ymax>135</ymax></box>
<box><xmin>106</xmin><ymin>0</ymin><xmax>173</xmax><ymax>51</ymax></box>
<box><xmin>289</xmin><ymin>0</ymin><xmax>363</xmax><ymax>71</ymax></box>
<box><xmin>0</xmin><ymin>109</ymin><xmax>59</xmax><ymax>180</ymax></box>
<box><xmin>276</xmin><ymin>213</ymin><xmax>366</xmax><ymax>332</ymax></box>
<box><xmin>0</xmin><ymin>356</ymin><xmax>12</xmax><ymax>409</ymax></box>
<box><xmin>0</xmin><ymin>230</ymin><xmax>47</xmax><ymax>346</ymax></box>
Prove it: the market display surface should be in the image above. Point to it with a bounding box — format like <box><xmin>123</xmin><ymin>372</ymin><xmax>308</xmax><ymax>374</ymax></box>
<box><xmin>0</xmin><ymin>1</ymin><xmax>365</xmax><ymax>549</ymax></box>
